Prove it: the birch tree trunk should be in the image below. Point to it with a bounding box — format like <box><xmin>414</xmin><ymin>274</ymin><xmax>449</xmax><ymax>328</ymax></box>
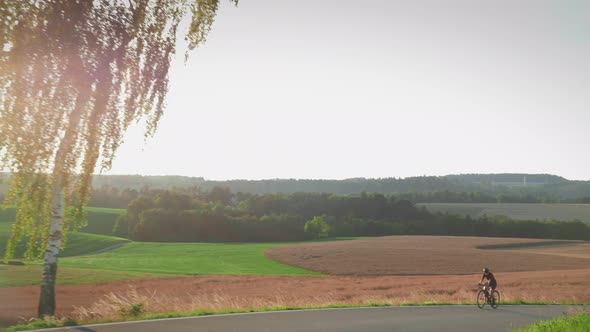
<box><xmin>38</xmin><ymin>178</ymin><xmax>64</xmax><ymax>318</ymax></box>
<box><xmin>35</xmin><ymin>81</ymin><xmax>89</xmax><ymax>317</ymax></box>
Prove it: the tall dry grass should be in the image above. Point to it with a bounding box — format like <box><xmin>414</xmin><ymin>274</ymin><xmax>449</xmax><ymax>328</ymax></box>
<box><xmin>71</xmin><ymin>287</ymin><xmax>343</xmax><ymax>321</ymax></box>
<box><xmin>69</xmin><ymin>284</ymin><xmax>586</xmax><ymax>322</ymax></box>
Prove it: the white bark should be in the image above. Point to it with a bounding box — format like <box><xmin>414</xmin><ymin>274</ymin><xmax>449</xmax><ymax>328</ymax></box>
<box><xmin>44</xmin><ymin>182</ymin><xmax>64</xmax><ymax>266</ymax></box>
<box><xmin>38</xmin><ymin>179</ymin><xmax>64</xmax><ymax>317</ymax></box>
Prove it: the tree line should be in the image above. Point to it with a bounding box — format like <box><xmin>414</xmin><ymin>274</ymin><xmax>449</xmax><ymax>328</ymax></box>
<box><xmin>4</xmin><ymin>173</ymin><xmax>590</xmax><ymax>205</ymax></box>
<box><xmin>113</xmin><ymin>188</ymin><xmax>590</xmax><ymax>242</ymax></box>
<box><xmin>85</xmin><ymin>185</ymin><xmax>590</xmax><ymax>209</ymax></box>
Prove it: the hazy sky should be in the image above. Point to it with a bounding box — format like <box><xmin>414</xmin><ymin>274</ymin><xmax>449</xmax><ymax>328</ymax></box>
<box><xmin>107</xmin><ymin>0</ymin><xmax>590</xmax><ymax>180</ymax></box>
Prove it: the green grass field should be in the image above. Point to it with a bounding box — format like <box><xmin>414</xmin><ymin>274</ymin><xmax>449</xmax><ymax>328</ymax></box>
<box><xmin>418</xmin><ymin>203</ymin><xmax>590</xmax><ymax>223</ymax></box>
<box><xmin>1</xmin><ymin>206</ymin><xmax>321</xmax><ymax>288</ymax></box>
<box><xmin>59</xmin><ymin>242</ymin><xmax>320</xmax><ymax>276</ymax></box>
<box><xmin>1</xmin><ymin>241</ymin><xmax>320</xmax><ymax>288</ymax></box>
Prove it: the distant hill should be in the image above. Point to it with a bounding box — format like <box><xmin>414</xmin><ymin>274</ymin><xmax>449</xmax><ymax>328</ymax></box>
<box><xmin>2</xmin><ymin>172</ymin><xmax>589</xmax><ymax>201</ymax></box>
<box><xmin>86</xmin><ymin>173</ymin><xmax>589</xmax><ymax>200</ymax></box>
<box><xmin>445</xmin><ymin>173</ymin><xmax>566</xmax><ymax>186</ymax></box>
<box><xmin>92</xmin><ymin>174</ymin><xmax>205</xmax><ymax>190</ymax></box>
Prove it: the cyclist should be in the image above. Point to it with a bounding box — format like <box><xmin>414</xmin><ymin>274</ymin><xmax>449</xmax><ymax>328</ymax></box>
<box><xmin>479</xmin><ymin>267</ymin><xmax>497</xmax><ymax>295</ymax></box>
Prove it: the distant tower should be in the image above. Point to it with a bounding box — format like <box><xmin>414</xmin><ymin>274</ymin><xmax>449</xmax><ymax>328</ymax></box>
<box><xmin>523</xmin><ymin>176</ymin><xmax>527</xmax><ymax>187</ymax></box>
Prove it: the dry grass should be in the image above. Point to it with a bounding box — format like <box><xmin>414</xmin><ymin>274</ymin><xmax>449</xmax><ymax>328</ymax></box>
<box><xmin>70</xmin><ymin>287</ymin><xmax>344</xmax><ymax>321</ymax></box>
<box><xmin>265</xmin><ymin>236</ymin><xmax>590</xmax><ymax>275</ymax></box>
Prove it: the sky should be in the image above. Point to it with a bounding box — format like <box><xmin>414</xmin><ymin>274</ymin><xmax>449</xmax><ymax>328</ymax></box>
<box><xmin>107</xmin><ymin>0</ymin><xmax>590</xmax><ymax>181</ymax></box>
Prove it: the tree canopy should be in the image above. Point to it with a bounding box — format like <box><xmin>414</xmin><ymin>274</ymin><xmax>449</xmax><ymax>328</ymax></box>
<box><xmin>0</xmin><ymin>0</ymin><xmax>236</xmax><ymax>259</ymax></box>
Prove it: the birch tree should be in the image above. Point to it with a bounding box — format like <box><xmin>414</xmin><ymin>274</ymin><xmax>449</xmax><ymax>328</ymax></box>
<box><xmin>0</xmin><ymin>0</ymin><xmax>236</xmax><ymax>318</ymax></box>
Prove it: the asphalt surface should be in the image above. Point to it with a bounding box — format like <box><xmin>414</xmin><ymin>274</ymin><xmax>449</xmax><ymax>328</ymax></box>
<box><xmin>29</xmin><ymin>305</ymin><xmax>583</xmax><ymax>332</ymax></box>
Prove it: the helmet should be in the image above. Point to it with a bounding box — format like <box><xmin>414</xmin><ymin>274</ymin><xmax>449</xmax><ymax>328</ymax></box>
<box><xmin>483</xmin><ymin>267</ymin><xmax>490</xmax><ymax>273</ymax></box>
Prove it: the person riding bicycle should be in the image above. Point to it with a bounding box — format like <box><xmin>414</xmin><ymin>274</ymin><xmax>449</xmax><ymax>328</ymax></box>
<box><xmin>479</xmin><ymin>267</ymin><xmax>497</xmax><ymax>295</ymax></box>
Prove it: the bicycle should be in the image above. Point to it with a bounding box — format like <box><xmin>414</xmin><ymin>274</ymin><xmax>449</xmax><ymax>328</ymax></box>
<box><xmin>476</xmin><ymin>283</ymin><xmax>500</xmax><ymax>309</ymax></box>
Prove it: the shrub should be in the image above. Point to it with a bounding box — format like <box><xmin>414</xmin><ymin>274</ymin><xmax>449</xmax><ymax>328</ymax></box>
<box><xmin>119</xmin><ymin>303</ymin><xmax>144</xmax><ymax>317</ymax></box>
<box><xmin>304</xmin><ymin>215</ymin><xmax>331</xmax><ymax>239</ymax></box>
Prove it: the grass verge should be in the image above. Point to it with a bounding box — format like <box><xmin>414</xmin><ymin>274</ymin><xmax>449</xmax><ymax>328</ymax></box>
<box><xmin>511</xmin><ymin>313</ymin><xmax>590</xmax><ymax>331</ymax></box>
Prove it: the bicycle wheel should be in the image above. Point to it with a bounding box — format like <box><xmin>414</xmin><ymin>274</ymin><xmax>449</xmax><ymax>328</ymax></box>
<box><xmin>490</xmin><ymin>291</ymin><xmax>500</xmax><ymax>309</ymax></box>
<box><xmin>476</xmin><ymin>290</ymin><xmax>486</xmax><ymax>309</ymax></box>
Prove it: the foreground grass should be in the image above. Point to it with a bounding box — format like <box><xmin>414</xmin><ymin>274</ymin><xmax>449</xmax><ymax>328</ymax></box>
<box><xmin>512</xmin><ymin>313</ymin><xmax>590</xmax><ymax>331</ymax></box>
<box><xmin>59</xmin><ymin>242</ymin><xmax>321</xmax><ymax>276</ymax></box>
<box><xmin>6</xmin><ymin>302</ymin><xmax>588</xmax><ymax>332</ymax></box>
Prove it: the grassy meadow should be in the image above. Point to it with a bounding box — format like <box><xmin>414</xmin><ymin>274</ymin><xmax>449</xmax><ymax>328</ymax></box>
<box><xmin>418</xmin><ymin>203</ymin><xmax>590</xmax><ymax>223</ymax></box>
<box><xmin>1</xmin><ymin>240</ymin><xmax>319</xmax><ymax>288</ymax></box>
<box><xmin>0</xmin><ymin>206</ymin><xmax>320</xmax><ymax>288</ymax></box>
<box><xmin>59</xmin><ymin>242</ymin><xmax>320</xmax><ymax>276</ymax></box>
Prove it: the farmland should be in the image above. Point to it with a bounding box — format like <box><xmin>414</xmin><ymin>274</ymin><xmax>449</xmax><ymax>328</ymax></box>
<box><xmin>2</xmin><ymin>234</ymin><xmax>590</xmax><ymax>327</ymax></box>
<box><xmin>2</xmin><ymin>206</ymin><xmax>590</xmax><ymax>328</ymax></box>
<box><xmin>418</xmin><ymin>203</ymin><xmax>590</xmax><ymax>223</ymax></box>
<box><xmin>265</xmin><ymin>236</ymin><xmax>590</xmax><ymax>275</ymax></box>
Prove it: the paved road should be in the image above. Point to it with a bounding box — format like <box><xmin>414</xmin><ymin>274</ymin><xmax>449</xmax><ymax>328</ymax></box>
<box><xmin>30</xmin><ymin>305</ymin><xmax>582</xmax><ymax>332</ymax></box>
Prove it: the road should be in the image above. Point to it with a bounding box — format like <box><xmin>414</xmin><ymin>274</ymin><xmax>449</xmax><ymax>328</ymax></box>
<box><xmin>29</xmin><ymin>305</ymin><xmax>582</xmax><ymax>332</ymax></box>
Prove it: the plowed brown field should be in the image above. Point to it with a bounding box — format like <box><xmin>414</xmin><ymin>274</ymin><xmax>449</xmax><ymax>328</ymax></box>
<box><xmin>265</xmin><ymin>236</ymin><xmax>590</xmax><ymax>275</ymax></box>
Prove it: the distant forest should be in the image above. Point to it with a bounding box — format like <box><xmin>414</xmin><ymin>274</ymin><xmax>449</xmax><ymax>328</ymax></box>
<box><xmin>87</xmin><ymin>173</ymin><xmax>590</xmax><ymax>206</ymax></box>
<box><xmin>87</xmin><ymin>173</ymin><xmax>590</xmax><ymax>202</ymax></box>
<box><xmin>2</xmin><ymin>173</ymin><xmax>590</xmax><ymax>207</ymax></box>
